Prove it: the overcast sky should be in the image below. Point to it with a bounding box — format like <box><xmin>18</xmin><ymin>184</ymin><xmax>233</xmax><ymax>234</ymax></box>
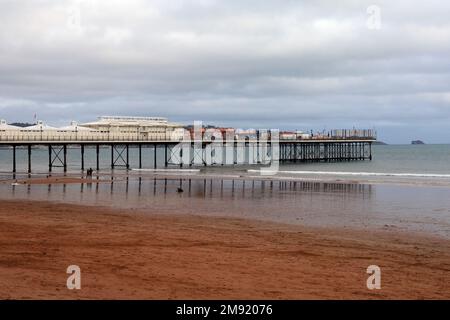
<box><xmin>0</xmin><ymin>0</ymin><xmax>449</xmax><ymax>143</ymax></box>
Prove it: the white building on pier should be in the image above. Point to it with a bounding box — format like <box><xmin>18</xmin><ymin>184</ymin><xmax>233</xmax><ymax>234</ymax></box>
<box><xmin>0</xmin><ymin>116</ymin><xmax>185</xmax><ymax>142</ymax></box>
<box><xmin>0</xmin><ymin>119</ymin><xmax>20</xmax><ymax>132</ymax></box>
<box><xmin>80</xmin><ymin>116</ymin><xmax>184</xmax><ymax>140</ymax></box>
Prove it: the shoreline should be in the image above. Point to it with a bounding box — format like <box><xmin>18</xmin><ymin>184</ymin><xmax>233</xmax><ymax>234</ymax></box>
<box><xmin>2</xmin><ymin>170</ymin><xmax>450</xmax><ymax>188</ymax></box>
<box><xmin>0</xmin><ymin>199</ymin><xmax>449</xmax><ymax>299</ymax></box>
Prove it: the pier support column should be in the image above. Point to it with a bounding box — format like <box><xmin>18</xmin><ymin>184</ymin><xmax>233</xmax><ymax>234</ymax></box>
<box><xmin>81</xmin><ymin>145</ymin><xmax>85</xmax><ymax>171</ymax></box>
<box><xmin>48</xmin><ymin>145</ymin><xmax>52</xmax><ymax>172</ymax></box>
<box><xmin>111</xmin><ymin>144</ymin><xmax>114</xmax><ymax>169</ymax></box>
<box><xmin>294</xmin><ymin>144</ymin><xmax>297</xmax><ymax>162</ymax></box>
<box><xmin>126</xmin><ymin>144</ymin><xmax>129</xmax><ymax>169</ymax></box>
<box><xmin>63</xmin><ymin>144</ymin><xmax>67</xmax><ymax>172</ymax></box>
<box><xmin>110</xmin><ymin>145</ymin><xmax>129</xmax><ymax>169</ymax></box>
<box><xmin>256</xmin><ymin>132</ymin><xmax>260</xmax><ymax>164</ymax></box>
<box><xmin>27</xmin><ymin>145</ymin><xmax>31</xmax><ymax>174</ymax></box>
<box><xmin>357</xmin><ymin>142</ymin><xmax>361</xmax><ymax>160</ymax></box>
<box><xmin>154</xmin><ymin>145</ymin><xmax>157</xmax><ymax>169</ymax></box>
<box><xmin>180</xmin><ymin>147</ymin><xmax>183</xmax><ymax>168</ymax></box>
<box><xmin>48</xmin><ymin>145</ymin><xmax>67</xmax><ymax>172</ymax></box>
<box><xmin>164</xmin><ymin>144</ymin><xmax>168</xmax><ymax>167</ymax></box>
<box><xmin>96</xmin><ymin>145</ymin><xmax>100</xmax><ymax>171</ymax></box>
<box><xmin>12</xmin><ymin>145</ymin><xmax>16</xmax><ymax>173</ymax></box>
<box><xmin>139</xmin><ymin>144</ymin><xmax>142</xmax><ymax>169</ymax></box>
<box><xmin>357</xmin><ymin>142</ymin><xmax>360</xmax><ymax>160</ymax></box>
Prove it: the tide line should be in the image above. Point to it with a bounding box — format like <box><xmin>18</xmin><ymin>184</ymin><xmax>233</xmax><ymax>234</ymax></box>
<box><xmin>247</xmin><ymin>170</ymin><xmax>450</xmax><ymax>178</ymax></box>
<box><xmin>131</xmin><ymin>168</ymin><xmax>200</xmax><ymax>173</ymax></box>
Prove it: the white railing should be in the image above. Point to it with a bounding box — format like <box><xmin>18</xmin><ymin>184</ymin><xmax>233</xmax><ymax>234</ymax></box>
<box><xmin>0</xmin><ymin>130</ymin><xmax>377</xmax><ymax>143</ymax></box>
<box><xmin>0</xmin><ymin>131</ymin><xmax>182</xmax><ymax>142</ymax></box>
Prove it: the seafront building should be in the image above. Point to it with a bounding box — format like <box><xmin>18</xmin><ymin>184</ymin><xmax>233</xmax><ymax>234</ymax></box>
<box><xmin>80</xmin><ymin>116</ymin><xmax>184</xmax><ymax>140</ymax></box>
<box><xmin>0</xmin><ymin>119</ymin><xmax>20</xmax><ymax>132</ymax></box>
<box><xmin>0</xmin><ymin>116</ymin><xmax>185</xmax><ymax>141</ymax></box>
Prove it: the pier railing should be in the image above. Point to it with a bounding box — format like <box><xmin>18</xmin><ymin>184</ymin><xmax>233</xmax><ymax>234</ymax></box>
<box><xmin>0</xmin><ymin>131</ymin><xmax>376</xmax><ymax>144</ymax></box>
<box><xmin>0</xmin><ymin>132</ymin><xmax>181</xmax><ymax>143</ymax></box>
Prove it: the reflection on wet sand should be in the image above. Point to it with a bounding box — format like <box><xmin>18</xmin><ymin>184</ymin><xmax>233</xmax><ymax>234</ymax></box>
<box><xmin>3</xmin><ymin>174</ymin><xmax>450</xmax><ymax>237</ymax></box>
<box><xmin>83</xmin><ymin>176</ymin><xmax>374</xmax><ymax>198</ymax></box>
<box><xmin>12</xmin><ymin>174</ymin><xmax>372</xmax><ymax>195</ymax></box>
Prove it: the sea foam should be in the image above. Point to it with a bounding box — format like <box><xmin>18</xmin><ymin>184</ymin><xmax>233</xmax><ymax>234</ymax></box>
<box><xmin>247</xmin><ymin>170</ymin><xmax>450</xmax><ymax>178</ymax></box>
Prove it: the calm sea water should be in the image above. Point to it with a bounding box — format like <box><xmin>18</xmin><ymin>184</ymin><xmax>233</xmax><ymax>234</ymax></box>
<box><xmin>1</xmin><ymin>144</ymin><xmax>450</xmax><ymax>182</ymax></box>
<box><xmin>281</xmin><ymin>144</ymin><xmax>450</xmax><ymax>175</ymax></box>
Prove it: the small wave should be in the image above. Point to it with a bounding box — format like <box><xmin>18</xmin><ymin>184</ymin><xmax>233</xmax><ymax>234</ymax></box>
<box><xmin>247</xmin><ymin>170</ymin><xmax>450</xmax><ymax>178</ymax></box>
<box><xmin>131</xmin><ymin>168</ymin><xmax>200</xmax><ymax>173</ymax></box>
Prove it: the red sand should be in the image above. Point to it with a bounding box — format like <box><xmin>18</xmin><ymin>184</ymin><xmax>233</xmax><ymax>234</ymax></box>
<box><xmin>0</xmin><ymin>200</ymin><xmax>449</xmax><ymax>299</ymax></box>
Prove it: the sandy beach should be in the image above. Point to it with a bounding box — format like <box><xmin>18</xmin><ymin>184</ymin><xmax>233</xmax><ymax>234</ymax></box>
<box><xmin>0</xmin><ymin>199</ymin><xmax>449</xmax><ymax>299</ymax></box>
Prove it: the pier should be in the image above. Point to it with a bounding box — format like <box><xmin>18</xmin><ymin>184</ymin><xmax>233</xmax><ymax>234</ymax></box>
<box><xmin>0</xmin><ymin>137</ymin><xmax>374</xmax><ymax>174</ymax></box>
<box><xmin>0</xmin><ymin>117</ymin><xmax>375</xmax><ymax>173</ymax></box>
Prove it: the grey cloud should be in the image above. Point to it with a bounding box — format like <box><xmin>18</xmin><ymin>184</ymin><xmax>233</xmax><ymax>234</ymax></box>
<box><xmin>0</xmin><ymin>0</ymin><xmax>450</xmax><ymax>143</ymax></box>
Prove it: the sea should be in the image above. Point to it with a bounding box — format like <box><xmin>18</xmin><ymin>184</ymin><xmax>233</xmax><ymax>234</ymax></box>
<box><xmin>1</xmin><ymin>144</ymin><xmax>450</xmax><ymax>182</ymax></box>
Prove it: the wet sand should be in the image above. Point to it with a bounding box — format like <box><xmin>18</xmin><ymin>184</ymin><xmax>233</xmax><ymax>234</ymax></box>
<box><xmin>4</xmin><ymin>169</ymin><xmax>450</xmax><ymax>188</ymax></box>
<box><xmin>2</xmin><ymin>176</ymin><xmax>108</xmax><ymax>185</ymax></box>
<box><xmin>0</xmin><ymin>200</ymin><xmax>449</xmax><ymax>299</ymax></box>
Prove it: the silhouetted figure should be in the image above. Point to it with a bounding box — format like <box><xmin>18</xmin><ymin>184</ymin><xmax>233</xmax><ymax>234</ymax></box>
<box><xmin>177</xmin><ymin>187</ymin><xmax>184</xmax><ymax>193</ymax></box>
